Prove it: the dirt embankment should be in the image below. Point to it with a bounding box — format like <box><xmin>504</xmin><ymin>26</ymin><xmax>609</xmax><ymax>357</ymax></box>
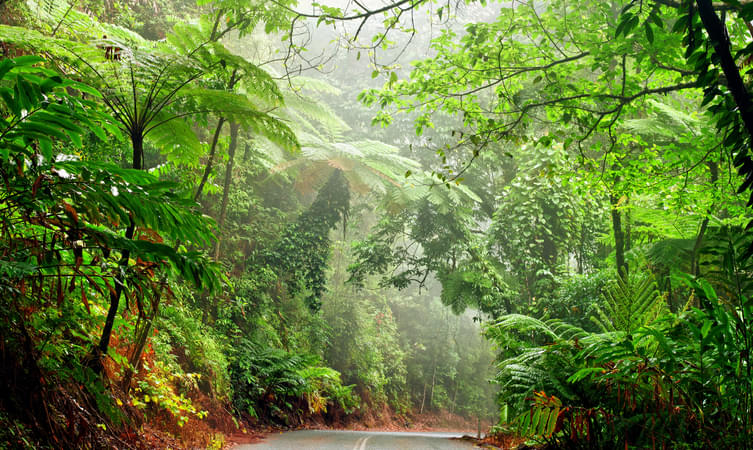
<box><xmin>342</xmin><ymin>408</ymin><xmax>490</xmax><ymax>434</ymax></box>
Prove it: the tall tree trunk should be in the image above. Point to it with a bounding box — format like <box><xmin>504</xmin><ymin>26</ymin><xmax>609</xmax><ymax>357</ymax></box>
<box><xmin>214</xmin><ymin>122</ymin><xmax>240</xmax><ymax>260</ymax></box>
<box><xmin>624</xmin><ymin>197</ymin><xmax>631</xmax><ymax>255</ymax></box>
<box><xmin>696</xmin><ymin>0</ymin><xmax>753</xmax><ymax>137</ymax></box>
<box><xmin>94</xmin><ymin>133</ymin><xmax>144</xmax><ymax>369</ymax></box>
<box><xmin>696</xmin><ymin>0</ymin><xmax>753</xmax><ymax>212</ymax></box>
<box><xmin>610</xmin><ymin>194</ymin><xmax>628</xmax><ymax>280</ymax></box>
<box><xmin>194</xmin><ymin>117</ymin><xmax>226</xmax><ymax>202</ymax></box>
<box><xmin>420</xmin><ymin>382</ymin><xmax>427</xmax><ymax>414</ymax></box>
<box><xmin>195</xmin><ymin>70</ymin><xmax>238</xmax><ymax>203</ymax></box>
<box><xmin>131</xmin><ymin>132</ymin><xmax>144</xmax><ymax>170</ymax></box>
<box><xmin>95</xmin><ymin>221</ymin><xmax>134</xmax><ymax>364</ymax></box>
<box><xmin>691</xmin><ymin>161</ymin><xmax>719</xmax><ymax>277</ymax></box>
<box><xmin>577</xmin><ymin>223</ymin><xmax>586</xmax><ymax>274</ymax></box>
<box><xmin>429</xmin><ymin>364</ymin><xmax>437</xmax><ymax>410</ymax></box>
<box><xmin>451</xmin><ymin>378</ymin><xmax>458</xmax><ymax>415</ymax></box>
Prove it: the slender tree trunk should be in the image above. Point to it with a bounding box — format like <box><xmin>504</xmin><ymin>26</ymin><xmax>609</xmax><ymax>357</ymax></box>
<box><xmin>193</xmin><ymin>117</ymin><xmax>225</xmax><ymax>323</ymax></box>
<box><xmin>429</xmin><ymin>364</ymin><xmax>437</xmax><ymax>410</ymax></box>
<box><xmin>578</xmin><ymin>223</ymin><xmax>586</xmax><ymax>274</ymax></box>
<box><xmin>93</xmin><ymin>133</ymin><xmax>144</xmax><ymax>369</ymax></box>
<box><xmin>242</xmin><ymin>142</ymin><xmax>251</xmax><ymax>163</ymax></box>
<box><xmin>420</xmin><ymin>382</ymin><xmax>427</xmax><ymax>414</ymax></box>
<box><xmin>610</xmin><ymin>194</ymin><xmax>628</xmax><ymax>280</ymax></box>
<box><xmin>692</xmin><ymin>161</ymin><xmax>719</xmax><ymax>277</ymax></box>
<box><xmin>451</xmin><ymin>378</ymin><xmax>458</xmax><ymax>415</ymax></box>
<box><xmin>624</xmin><ymin>197</ymin><xmax>631</xmax><ymax>255</ymax></box>
<box><xmin>696</xmin><ymin>0</ymin><xmax>753</xmax><ymax>138</ymax></box>
<box><xmin>132</xmin><ymin>132</ymin><xmax>143</xmax><ymax>170</ymax></box>
<box><xmin>195</xmin><ymin>70</ymin><xmax>238</xmax><ymax>203</ymax></box>
<box><xmin>194</xmin><ymin>117</ymin><xmax>226</xmax><ymax>202</ymax></box>
<box><xmin>95</xmin><ymin>221</ymin><xmax>134</xmax><ymax>365</ymax></box>
<box><xmin>214</xmin><ymin>122</ymin><xmax>240</xmax><ymax>260</ymax></box>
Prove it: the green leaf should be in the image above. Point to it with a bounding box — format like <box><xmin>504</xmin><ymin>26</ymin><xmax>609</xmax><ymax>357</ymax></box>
<box><xmin>64</xmin><ymin>79</ymin><xmax>102</xmax><ymax>98</ymax></box>
<box><xmin>0</xmin><ymin>59</ymin><xmax>14</xmax><ymax>80</ymax></box>
<box><xmin>12</xmin><ymin>55</ymin><xmax>45</xmax><ymax>67</ymax></box>
<box><xmin>18</xmin><ymin>121</ymin><xmax>69</xmax><ymax>141</ymax></box>
<box><xmin>38</xmin><ymin>137</ymin><xmax>52</xmax><ymax>160</ymax></box>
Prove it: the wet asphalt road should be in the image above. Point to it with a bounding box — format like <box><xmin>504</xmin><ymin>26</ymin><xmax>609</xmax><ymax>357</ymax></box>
<box><xmin>237</xmin><ymin>430</ymin><xmax>477</xmax><ymax>449</ymax></box>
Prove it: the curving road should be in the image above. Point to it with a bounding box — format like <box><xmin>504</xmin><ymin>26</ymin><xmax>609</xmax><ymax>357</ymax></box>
<box><xmin>237</xmin><ymin>430</ymin><xmax>477</xmax><ymax>450</ymax></box>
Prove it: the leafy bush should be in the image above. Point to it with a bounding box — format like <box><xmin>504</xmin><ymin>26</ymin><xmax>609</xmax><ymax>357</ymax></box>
<box><xmin>530</xmin><ymin>271</ymin><xmax>609</xmax><ymax>331</ymax></box>
<box><xmin>488</xmin><ymin>269</ymin><xmax>753</xmax><ymax>448</ymax></box>
<box><xmin>132</xmin><ymin>360</ymin><xmax>207</xmax><ymax>427</ymax></box>
<box><xmin>155</xmin><ymin>302</ymin><xmax>232</xmax><ymax>401</ymax></box>
<box><xmin>230</xmin><ymin>339</ymin><xmax>358</xmax><ymax>424</ymax></box>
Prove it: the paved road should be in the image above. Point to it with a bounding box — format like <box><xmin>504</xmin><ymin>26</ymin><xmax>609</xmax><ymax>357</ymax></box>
<box><xmin>237</xmin><ymin>430</ymin><xmax>478</xmax><ymax>450</ymax></box>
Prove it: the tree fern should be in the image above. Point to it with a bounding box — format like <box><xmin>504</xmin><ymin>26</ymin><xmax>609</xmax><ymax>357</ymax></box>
<box><xmin>623</xmin><ymin>98</ymin><xmax>707</xmax><ymax>142</ymax></box>
<box><xmin>590</xmin><ymin>274</ymin><xmax>666</xmax><ymax>333</ymax></box>
<box><xmin>1</xmin><ymin>9</ymin><xmax>299</xmax><ymax>172</ymax></box>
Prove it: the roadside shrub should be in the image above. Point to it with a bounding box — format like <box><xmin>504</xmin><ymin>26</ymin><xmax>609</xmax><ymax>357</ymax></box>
<box><xmin>132</xmin><ymin>360</ymin><xmax>207</xmax><ymax>427</ymax></box>
<box><xmin>531</xmin><ymin>271</ymin><xmax>609</xmax><ymax>332</ymax></box>
<box><xmin>155</xmin><ymin>303</ymin><xmax>231</xmax><ymax>401</ymax></box>
<box><xmin>230</xmin><ymin>339</ymin><xmax>357</xmax><ymax>424</ymax></box>
<box><xmin>489</xmin><ymin>274</ymin><xmax>753</xmax><ymax>449</ymax></box>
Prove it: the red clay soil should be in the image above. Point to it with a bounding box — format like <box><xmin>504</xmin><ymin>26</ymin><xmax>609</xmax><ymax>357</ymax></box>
<box><xmin>339</xmin><ymin>407</ymin><xmax>490</xmax><ymax>434</ymax></box>
<box><xmin>225</xmin><ymin>430</ymin><xmax>265</xmax><ymax>446</ymax></box>
<box><xmin>277</xmin><ymin>406</ymin><xmax>489</xmax><ymax>434</ymax></box>
<box><xmin>479</xmin><ymin>432</ymin><xmax>528</xmax><ymax>449</ymax></box>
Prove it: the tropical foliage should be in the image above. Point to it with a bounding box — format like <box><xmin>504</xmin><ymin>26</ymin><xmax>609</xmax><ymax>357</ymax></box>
<box><xmin>4</xmin><ymin>0</ymin><xmax>753</xmax><ymax>448</ymax></box>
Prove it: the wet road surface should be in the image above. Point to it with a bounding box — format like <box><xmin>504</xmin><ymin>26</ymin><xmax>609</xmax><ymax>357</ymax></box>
<box><xmin>237</xmin><ymin>430</ymin><xmax>477</xmax><ymax>449</ymax></box>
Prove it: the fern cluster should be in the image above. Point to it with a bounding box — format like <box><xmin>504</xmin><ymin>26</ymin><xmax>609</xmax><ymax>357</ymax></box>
<box><xmin>488</xmin><ymin>259</ymin><xmax>753</xmax><ymax>448</ymax></box>
<box><xmin>230</xmin><ymin>339</ymin><xmax>358</xmax><ymax>424</ymax></box>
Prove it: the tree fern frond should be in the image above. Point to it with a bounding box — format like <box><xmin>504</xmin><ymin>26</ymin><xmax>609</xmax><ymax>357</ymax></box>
<box><xmin>623</xmin><ymin>98</ymin><xmax>703</xmax><ymax>139</ymax></box>
<box><xmin>488</xmin><ymin>314</ymin><xmax>559</xmax><ymax>341</ymax></box>
<box><xmin>246</xmin><ymin>137</ymin><xmax>289</xmax><ymax>169</ymax></box>
<box><xmin>646</xmin><ymin>238</ymin><xmax>695</xmax><ymax>271</ymax></box>
<box><xmin>144</xmin><ymin>110</ymin><xmax>203</xmax><ymax>167</ymax></box>
<box><xmin>28</xmin><ymin>0</ymin><xmax>148</xmax><ymax>44</ymax></box>
<box><xmin>172</xmin><ymin>88</ymin><xmax>298</xmax><ymax>153</ymax></box>
<box><xmin>331</xmin><ymin>142</ymin><xmax>366</xmax><ymax>159</ymax></box>
<box><xmin>289</xmin><ymin>76</ymin><xmax>342</xmax><ymax>95</ymax></box>
<box><xmin>630</xmin><ymin>205</ymin><xmax>700</xmax><ymax>239</ymax></box>
<box><xmin>591</xmin><ymin>274</ymin><xmax>666</xmax><ymax>333</ymax></box>
<box><xmin>283</xmin><ymin>92</ymin><xmax>350</xmax><ymax>137</ymax></box>
<box><xmin>342</xmin><ymin>170</ymin><xmax>375</xmax><ymax>196</ymax></box>
<box><xmin>546</xmin><ymin>319</ymin><xmax>589</xmax><ymax>340</ymax></box>
<box><xmin>577</xmin><ymin>335</ymin><xmax>634</xmax><ymax>364</ymax></box>
<box><xmin>0</xmin><ymin>24</ymin><xmax>105</xmax><ymax>64</ymax></box>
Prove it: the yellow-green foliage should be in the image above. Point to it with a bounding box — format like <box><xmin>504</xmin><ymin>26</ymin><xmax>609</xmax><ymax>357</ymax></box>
<box><xmin>132</xmin><ymin>361</ymin><xmax>207</xmax><ymax>427</ymax></box>
<box><xmin>154</xmin><ymin>303</ymin><xmax>232</xmax><ymax>402</ymax></box>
